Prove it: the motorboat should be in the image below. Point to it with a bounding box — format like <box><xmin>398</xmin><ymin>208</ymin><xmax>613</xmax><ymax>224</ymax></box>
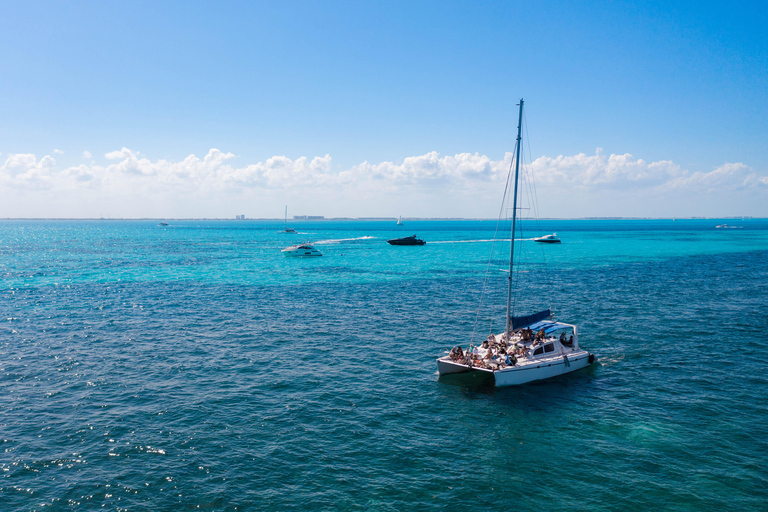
<box><xmin>158</xmin><ymin>222</ymin><xmax>169</xmax><ymax>226</ymax></box>
<box><xmin>387</xmin><ymin>235</ymin><xmax>425</xmax><ymax>246</ymax></box>
<box><xmin>281</xmin><ymin>244</ymin><xmax>322</xmax><ymax>257</ymax></box>
<box><xmin>437</xmin><ymin>99</ymin><xmax>595</xmax><ymax>386</ymax></box>
<box><xmin>534</xmin><ymin>233</ymin><xmax>560</xmax><ymax>243</ymax></box>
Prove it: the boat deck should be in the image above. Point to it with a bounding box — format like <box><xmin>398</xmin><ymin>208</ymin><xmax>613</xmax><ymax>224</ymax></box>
<box><xmin>437</xmin><ymin>320</ymin><xmax>593</xmax><ymax>384</ymax></box>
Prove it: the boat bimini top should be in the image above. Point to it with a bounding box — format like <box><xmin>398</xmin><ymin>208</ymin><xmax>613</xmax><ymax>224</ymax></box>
<box><xmin>523</xmin><ymin>320</ymin><xmax>579</xmax><ymax>345</ymax></box>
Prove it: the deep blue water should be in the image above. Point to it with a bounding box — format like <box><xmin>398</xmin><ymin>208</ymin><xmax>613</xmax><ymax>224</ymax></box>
<box><xmin>2</xmin><ymin>219</ymin><xmax>768</xmax><ymax>511</ymax></box>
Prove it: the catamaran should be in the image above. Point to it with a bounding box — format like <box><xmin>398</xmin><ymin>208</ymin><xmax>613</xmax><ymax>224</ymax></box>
<box><xmin>436</xmin><ymin>99</ymin><xmax>595</xmax><ymax>386</ymax></box>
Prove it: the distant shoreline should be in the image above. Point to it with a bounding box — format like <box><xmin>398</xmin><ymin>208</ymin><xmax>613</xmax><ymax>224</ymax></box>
<box><xmin>1</xmin><ymin>216</ymin><xmax>763</xmax><ymax>221</ymax></box>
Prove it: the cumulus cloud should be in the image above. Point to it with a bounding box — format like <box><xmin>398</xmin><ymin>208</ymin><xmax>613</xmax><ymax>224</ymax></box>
<box><xmin>82</xmin><ymin>150</ymin><xmax>92</xmax><ymax>159</ymax></box>
<box><xmin>664</xmin><ymin>162</ymin><xmax>767</xmax><ymax>192</ymax></box>
<box><xmin>53</xmin><ymin>149</ymin><xmax>64</xmax><ymax>155</ymax></box>
<box><xmin>528</xmin><ymin>149</ymin><xmax>686</xmax><ymax>189</ymax></box>
<box><xmin>0</xmin><ymin>147</ymin><xmax>765</xmax><ymax>217</ymax></box>
<box><xmin>0</xmin><ymin>153</ymin><xmax>56</xmax><ymax>189</ymax></box>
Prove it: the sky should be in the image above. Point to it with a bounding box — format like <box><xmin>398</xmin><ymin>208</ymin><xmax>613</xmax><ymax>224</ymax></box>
<box><xmin>1</xmin><ymin>0</ymin><xmax>766</xmax><ymax>219</ymax></box>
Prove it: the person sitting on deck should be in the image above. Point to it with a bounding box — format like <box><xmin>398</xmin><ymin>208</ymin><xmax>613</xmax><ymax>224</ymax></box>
<box><xmin>521</xmin><ymin>328</ymin><xmax>530</xmax><ymax>342</ymax></box>
<box><xmin>568</xmin><ymin>335</ymin><xmax>574</xmax><ymax>347</ymax></box>
<box><xmin>560</xmin><ymin>332</ymin><xmax>566</xmax><ymax>344</ymax></box>
<box><xmin>536</xmin><ymin>328</ymin><xmax>546</xmax><ymax>341</ymax></box>
<box><xmin>456</xmin><ymin>346</ymin><xmax>464</xmax><ymax>359</ymax></box>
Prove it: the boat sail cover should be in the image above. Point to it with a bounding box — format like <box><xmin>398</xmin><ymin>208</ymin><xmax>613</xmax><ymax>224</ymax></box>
<box><xmin>511</xmin><ymin>309</ymin><xmax>551</xmax><ymax>330</ymax></box>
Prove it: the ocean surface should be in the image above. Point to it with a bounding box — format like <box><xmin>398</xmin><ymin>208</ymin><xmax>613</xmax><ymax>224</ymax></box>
<box><xmin>2</xmin><ymin>218</ymin><xmax>767</xmax><ymax>511</ymax></box>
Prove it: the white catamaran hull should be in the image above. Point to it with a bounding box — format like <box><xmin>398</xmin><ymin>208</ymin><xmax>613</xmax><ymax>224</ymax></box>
<box><xmin>437</xmin><ymin>358</ymin><xmax>475</xmax><ymax>375</ymax></box>
<box><xmin>493</xmin><ymin>351</ymin><xmax>591</xmax><ymax>386</ymax></box>
<box><xmin>437</xmin><ymin>349</ymin><xmax>593</xmax><ymax>386</ymax></box>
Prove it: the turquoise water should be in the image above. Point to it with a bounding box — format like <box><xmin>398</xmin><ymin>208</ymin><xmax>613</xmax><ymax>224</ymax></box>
<box><xmin>2</xmin><ymin>219</ymin><xmax>767</xmax><ymax>510</ymax></box>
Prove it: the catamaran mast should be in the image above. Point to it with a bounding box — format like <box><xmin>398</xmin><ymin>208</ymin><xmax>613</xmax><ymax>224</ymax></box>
<box><xmin>505</xmin><ymin>99</ymin><xmax>524</xmax><ymax>343</ymax></box>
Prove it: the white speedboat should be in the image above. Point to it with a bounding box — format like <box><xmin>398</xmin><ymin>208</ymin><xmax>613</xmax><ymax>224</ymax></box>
<box><xmin>281</xmin><ymin>244</ymin><xmax>322</xmax><ymax>257</ymax></box>
<box><xmin>534</xmin><ymin>233</ymin><xmax>561</xmax><ymax>243</ymax></box>
<box><xmin>437</xmin><ymin>99</ymin><xmax>595</xmax><ymax>386</ymax></box>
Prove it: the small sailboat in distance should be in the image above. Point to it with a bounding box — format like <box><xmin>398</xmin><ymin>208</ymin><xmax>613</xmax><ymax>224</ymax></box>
<box><xmin>397</xmin><ymin>216</ymin><xmax>403</xmax><ymax>226</ymax></box>
<box><xmin>281</xmin><ymin>206</ymin><xmax>296</xmax><ymax>234</ymax></box>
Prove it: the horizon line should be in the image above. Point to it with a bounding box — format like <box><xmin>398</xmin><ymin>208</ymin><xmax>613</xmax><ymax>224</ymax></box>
<box><xmin>0</xmin><ymin>216</ymin><xmax>763</xmax><ymax>222</ymax></box>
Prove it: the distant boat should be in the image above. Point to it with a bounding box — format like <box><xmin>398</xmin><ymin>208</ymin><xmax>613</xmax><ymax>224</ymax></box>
<box><xmin>534</xmin><ymin>233</ymin><xmax>561</xmax><ymax>243</ymax></box>
<box><xmin>387</xmin><ymin>235</ymin><xmax>425</xmax><ymax>246</ymax></box>
<box><xmin>158</xmin><ymin>222</ymin><xmax>169</xmax><ymax>226</ymax></box>
<box><xmin>281</xmin><ymin>206</ymin><xmax>296</xmax><ymax>233</ymax></box>
<box><xmin>281</xmin><ymin>244</ymin><xmax>322</xmax><ymax>257</ymax></box>
<box><xmin>397</xmin><ymin>216</ymin><xmax>403</xmax><ymax>226</ymax></box>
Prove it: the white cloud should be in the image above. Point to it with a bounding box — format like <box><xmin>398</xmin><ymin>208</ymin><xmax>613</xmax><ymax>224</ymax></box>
<box><xmin>0</xmin><ymin>153</ymin><xmax>56</xmax><ymax>189</ymax></box>
<box><xmin>82</xmin><ymin>150</ymin><xmax>92</xmax><ymax>159</ymax></box>
<box><xmin>664</xmin><ymin>162</ymin><xmax>764</xmax><ymax>192</ymax></box>
<box><xmin>1</xmin><ymin>148</ymin><xmax>765</xmax><ymax>218</ymax></box>
<box><xmin>528</xmin><ymin>149</ymin><xmax>685</xmax><ymax>189</ymax></box>
<box><xmin>53</xmin><ymin>149</ymin><xmax>64</xmax><ymax>155</ymax></box>
<box><xmin>105</xmin><ymin>147</ymin><xmax>138</xmax><ymax>160</ymax></box>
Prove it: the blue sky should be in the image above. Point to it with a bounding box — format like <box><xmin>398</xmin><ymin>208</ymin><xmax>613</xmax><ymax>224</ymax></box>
<box><xmin>1</xmin><ymin>1</ymin><xmax>766</xmax><ymax>218</ymax></box>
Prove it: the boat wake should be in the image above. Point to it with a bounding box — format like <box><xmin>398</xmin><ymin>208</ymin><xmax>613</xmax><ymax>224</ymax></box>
<box><xmin>430</xmin><ymin>238</ymin><xmax>537</xmax><ymax>244</ymax></box>
<box><xmin>314</xmin><ymin>236</ymin><xmax>377</xmax><ymax>245</ymax></box>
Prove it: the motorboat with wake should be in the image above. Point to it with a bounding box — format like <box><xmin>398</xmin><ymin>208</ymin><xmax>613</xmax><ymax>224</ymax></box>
<box><xmin>387</xmin><ymin>235</ymin><xmax>425</xmax><ymax>246</ymax></box>
<box><xmin>437</xmin><ymin>99</ymin><xmax>595</xmax><ymax>386</ymax></box>
<box><xmin>281</xmin><ymin>244</ymin><xmax>322</xmax><ymax>257</ymax></box>
<box><xmin>534</xmin><ymin>233</ymin><xmax>561</xmax><ymax>243</ymax></box>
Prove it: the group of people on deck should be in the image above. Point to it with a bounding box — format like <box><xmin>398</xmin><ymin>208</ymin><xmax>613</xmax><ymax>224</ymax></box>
<box><xmin>448</xmin><ymin>337</ymin><xmax>515</xmax><ymax>370</ymax></box>
<box><xmin>447</xmin><ymin>325</ymin><xmax>574</xmax><ymax>369</ymax></box>
<box><xmin>519</xmin><ymin>326</ymin><xmax>546</xmax><ymax>343</ymax></box>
